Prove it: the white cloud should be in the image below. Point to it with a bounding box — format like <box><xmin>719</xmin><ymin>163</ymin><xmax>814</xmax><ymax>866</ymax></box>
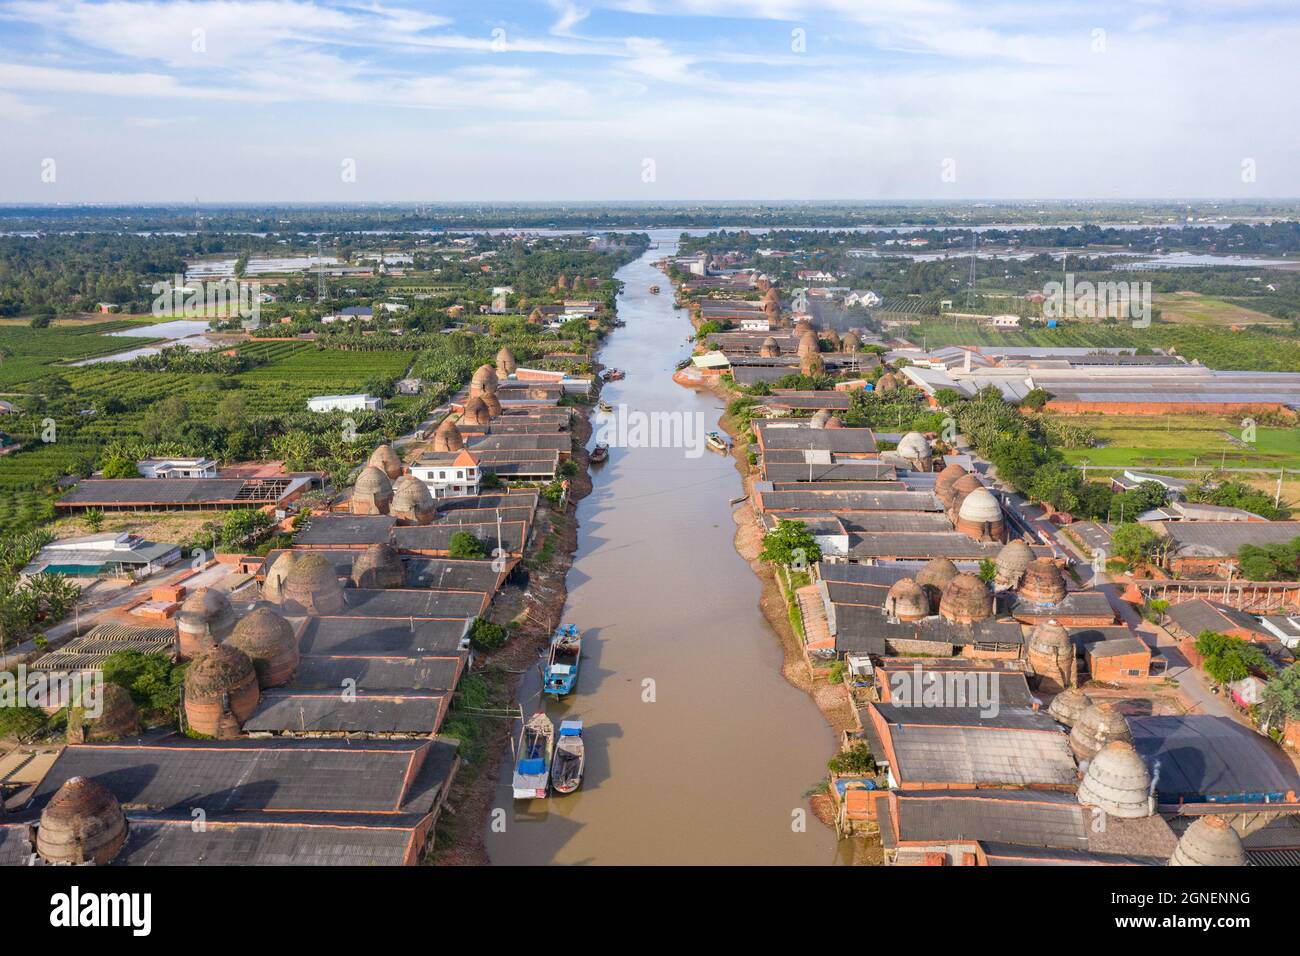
<box><xmin>0</xmin><ymin>0</ymin><xmax>1295</xmax><ymax>199</ymax></box>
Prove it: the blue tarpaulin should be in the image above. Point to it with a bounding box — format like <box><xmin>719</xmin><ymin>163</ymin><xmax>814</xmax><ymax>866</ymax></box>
<box><xmin>517</xmin><ymin>758</ymin><xmax>546</xmax><ymax>775</ymax></box>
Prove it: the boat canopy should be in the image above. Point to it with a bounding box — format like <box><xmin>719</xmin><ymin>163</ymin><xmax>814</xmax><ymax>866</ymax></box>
<box><xmin>518</xmin><ymin>758</ymin><xmax>546</xmax><ymax>775</ymax></box>
<box><xmin>559</xmin><ymin>720</ymin><xmax>583</xmax><ymax>736</ymax></box>
<box><xmin>549</xmin><ymin>663</ymin><xmax>573</xmax><ymax>675</ymax></box>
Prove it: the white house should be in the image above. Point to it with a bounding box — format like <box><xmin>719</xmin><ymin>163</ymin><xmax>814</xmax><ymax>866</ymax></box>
<box><xmin>321</xmin><ymin>306</ymin><xmax>374</xmax><ymax>324</ymax></box>
<box><xmin>988</xmin><ymin>314</ymin><xmax>1022</xmax><ymax>329</ymax></box>
<box><xmin>845</xmin><ymin>290</ymin><xmax>883</xmax><ymax>308</ymax></box>
<box><xmin>307</xmin><ymin>394</ymin><xmax>383</xmax><ymax>413</ymax></box>
<box><xmin>136</xmin><ymin>457</ymin><xmax>219</xmax><ymax>479</ymax></box>
<box><xmin>410</xmin><ymin>450</ymin><xmax>481</xmax><ymax>498</ymax></box>
<box><xmin>739</xmin><ymin>316</ymin><xmax>772</xmax><ymax>332</ymax></box>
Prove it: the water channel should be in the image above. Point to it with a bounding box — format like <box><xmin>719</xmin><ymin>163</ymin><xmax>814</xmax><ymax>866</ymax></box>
<box><xmin>486</xmin><ymin>235</ymin><xmax>846</xmax><ymax>865</ymax></box>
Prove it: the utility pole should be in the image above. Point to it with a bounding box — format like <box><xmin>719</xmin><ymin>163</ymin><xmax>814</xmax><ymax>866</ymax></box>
<box><xmin>1277</xmin><ymin>468</ymin><xmax>1285</xmax><ymax>509</ymax></box>
<box><xmin>317</xmin><ymin>236</ymin><xmax>326</xmax><ymax>302</ymax></box>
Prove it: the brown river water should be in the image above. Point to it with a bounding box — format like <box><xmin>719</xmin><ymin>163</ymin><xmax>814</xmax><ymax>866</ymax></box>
<box><xmin>486</xmin><ymin>238</ymin><xmax>846</xmax><ymax>865</ymax></box>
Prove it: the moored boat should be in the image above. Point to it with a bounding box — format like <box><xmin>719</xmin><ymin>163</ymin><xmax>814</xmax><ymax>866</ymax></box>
<box><xmin>512</xmin><ymin>712</ymin><xmax>554</xmax><ymax>800</ymax></box>
<box><xmin>706</xmin><ymin>431</ymin><xmax>729</xmax><ymax>453</ymax></box>
<box><xmin>598</xmin><ymin>400</ymin><xmax>613</xmax><ymax>413</ymax></box>
<box><xmin>551</xmin><ymin>720</ymin><xmax>586</xmax><ymax>794</ymax></box>
<box><xmin>543</xmin><ymin>624</ymin><xmax>582</xmax><ymax>697</ymax></box>
<box><xmin>590</xmin><ymin>442</ymin><xmax>609</xmax><ymax>463</ymax></box>
<box><xmin>649</xmin><ymin>284</ymin><xmax>660</xmax><ymax>294</ymax></box>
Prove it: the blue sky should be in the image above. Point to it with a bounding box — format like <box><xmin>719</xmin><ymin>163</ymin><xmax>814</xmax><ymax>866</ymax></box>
<box><xmin>0</xmin><ymin>0</ymin><xmax>1296</xmax><ymax>201</ymax></box>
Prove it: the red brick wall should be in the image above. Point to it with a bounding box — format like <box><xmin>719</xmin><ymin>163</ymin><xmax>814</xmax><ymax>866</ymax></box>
<box><xmin>1089</xmin><ymin>651</ymin><xmax>1151</xmax><ymax>681</ymax></box>
<box><xmin>1047</xmin><ymin>400</ymin><xmax>1295</xmax><ymax>418</ymax></box>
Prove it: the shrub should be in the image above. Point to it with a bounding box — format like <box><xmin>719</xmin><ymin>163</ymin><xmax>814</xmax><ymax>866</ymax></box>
<box><xmin>0</xmin><ymin>704</ymin><xmax>48</xmax><ymax>742</ymax></box>
<box><xmin>1260</xmin><ymin>665</ymin><xmax>1300</xmax><ymax>730</ymax></box>
<box><xmin>448</xmin><ymin>531</ymin><xmax>488</xmax><ymax>560</ymax></box>
<box><xmin>471</xmin><ymin>618</ymin><xmax>507</xmax><ymax>651</ymax></box>
<box><xmin>100</xmin><ymin>454</ymin><xmax>139</xmax><ymax>479</ymax></box>
<box><xmin>759</xmin><ymin>519</ymin><xmax>821</xmax><ymax>569</ymax></box>
<box><xmin>1111</xmin><ymin>522</ymin><xmax>1160</xmax><ymax>567</ymax></box>
<box><xmin>1194</xmin><ymin>630</ymin><xmax>1274</xmax><ymax>685</ymax></box>
<box><xmin>102</xmin><ymin>650</ymin><xmax>185</xmax><ymax>722</ymax></box>
<box><xmin>827</xmin><ymin>743</ymin><xmax>877</xmax><ymax>776</ymax></box>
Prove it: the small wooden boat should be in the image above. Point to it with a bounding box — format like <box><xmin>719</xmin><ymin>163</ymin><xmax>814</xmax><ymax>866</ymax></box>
<box><xmin>706</xmin><ymin>431</ymin><xmax>729</xmax><ymax>453</ymax></box>
<box><xmin>543</xmin><ymin>625</ymin><xmax>582</xmax><ymax>697</ymax></box>
<box><xmin>551</xmin><ymin>720</ymin><xmax>585</xmax><ymax>794</ymax></box>
<box><xmin>590</xmin><ymin>442</ymin><xmax>609</xmax><ymax>463</ymax></box>
<box><xmin>512</xmin><ymin>712</ymin><xmax>554</xmax><ymax>800</ymax></box>
<box><xmin>601</xmin><ymin>368</ymin><xmax>625</xmax><ymax>382</ymax></box>
<box><xmin>649</xmin><ymin>284</ymin><xmax>660</xmax><ymax>294</ymax></box>
<box><xmin>598</xmin><ymin>400</ymin><xmax>613</xmax><ymax>413</ymax></box>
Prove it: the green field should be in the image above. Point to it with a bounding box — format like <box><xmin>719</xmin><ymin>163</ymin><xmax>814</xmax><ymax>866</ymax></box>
<box><xmin>0</xmin><ymin>342</ymin><xmax>424</xmax><ymax>533</ymax></box>
<box><xmin>0</xmin><ymin>324</ymin><xmax>160</xmax><ymax>388</ymax></box>
<box><xmin>235</xmin><ymin>343</ymin><xmax>415</xmax><ymax>411</ymax></box>
<box><xmin>905</xmin><ymin>319</ymin><xmax>1300</xmax><ymax>371</ymax></box>
<box><xmin>1154</xmin><ymin>292</ymin><xmax>1280</xmax><ymax>327</ymax></box>
<box><xmin>1058</xmin><ymin>414</ymin><xmax>1300</xmax><ymax>472</ymax></box>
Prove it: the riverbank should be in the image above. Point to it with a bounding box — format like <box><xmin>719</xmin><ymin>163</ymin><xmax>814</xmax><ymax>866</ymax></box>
<box><xmin>667</xmin><ymin>278</ymin><xmax>860</xmax><ymax>837</ymax></box>
<box><xmin>431</xmin><ymin>408</ymin><xmax>597</xmax><ymax>865</ymax></box>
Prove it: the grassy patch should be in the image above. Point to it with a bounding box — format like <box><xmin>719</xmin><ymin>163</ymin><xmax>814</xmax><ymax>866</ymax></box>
<box><xmin>1154</xmin><ymin>291</ymin><xmax>1281</xmax><ymax>326</ymax></box>
<box><xmin>1058</xmin><ymin>414</ymin><xmax>1300</xmax><ymax>472</ymax></box>
<box><xmin>0</xmin><ymin>325</ymin><xmax>161</xmax><ymax>388</ymax></box>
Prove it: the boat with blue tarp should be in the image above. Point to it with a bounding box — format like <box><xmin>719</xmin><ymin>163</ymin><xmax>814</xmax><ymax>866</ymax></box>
<box><xmin>512</xmin><ymin>712</ymin><xmax>554</xmax><ymax>799</ymax></box>
<box><xmin>543</xmin><ymin>625</ymin><xmax>582</xmax><ymax>697</ymax></box>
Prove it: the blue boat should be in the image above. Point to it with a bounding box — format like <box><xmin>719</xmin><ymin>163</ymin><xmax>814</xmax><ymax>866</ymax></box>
<box><xmin>543</xmin><ymin>625</ymin><xmax>582</xmax><ymax>697</ymax></box>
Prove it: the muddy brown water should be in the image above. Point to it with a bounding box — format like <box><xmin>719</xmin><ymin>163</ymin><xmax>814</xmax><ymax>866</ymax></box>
<box><xmin>486</xmin><ymin>239</ymin><xmax>845</xmax><ymax>865</ymax></box>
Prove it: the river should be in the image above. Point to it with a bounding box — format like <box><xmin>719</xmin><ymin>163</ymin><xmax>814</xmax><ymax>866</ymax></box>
<box><xmin>485</xmin><ymin>236</ymin><xmax>845</xmax><ymax>865</ymax></box>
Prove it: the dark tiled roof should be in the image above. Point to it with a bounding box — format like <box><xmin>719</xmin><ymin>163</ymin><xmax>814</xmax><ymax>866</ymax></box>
<box><xmin>1088</xmin><ymin>637</ymin><xmax>1152</xmax><ymax>659</ymax></box>
<box><xmin>754</xmin><ymin>422</ymin><xmax>876</xmax><ymax>452</ymax></box>
<box><xmin>244</xmin><ymin>692</ymin><xmax>448</xmax><ymax>735</ymax></box>
<box><xmin>873</xmin><ymin>704</ymin><xmax>1056</xmax><ymax>731</ymax></box>
<box><xmin>1161</xmin><ymin>521</ymin><xmax>1300</xmax><ymax>557</ymax></box>
<box><xmin>107</xmin><ymin>811</ymin><xmax>418</xmax><ymax>866</ymax></box>
<box><xmin>299</xmin><ymin>616</ymin><xmax>470</xmax><ymax>656</ymax></box>
<box><xmin>341</xmin><ymin>588</ymin><xmax>487</xmax><ymax>619</ymax></box>
<box><xmin>886</xmin><ymin>789</ymin><xmax>1088</xmax><ymax>851</ymax></box>
<box><xmin>391</xmin><ymin>521</ymin><xmax>527</xmax><ymax>554</ymax></box>
<box><xmin>882</xmin><ymin>721</ymin><xmax>1077</xmax><ymax>787</ymax></box>
<box><xmin>847</xmin><ymin>532</ymin><xmax>1005</xmax><ymax>560</ymax></box>
<box><xmin>762</xmin><ymin>390</ymin><xmax>853</xmax><ymax>410</ymax></box>
<box><xmin>761</xmin><ymin>462</ymin><xmax>897</xmax><ymax>483</ymax></box>
<box><xmin>58</xmin><ymin>478</ymin><xmax>296</xmax><ymax>507</ymax></box>
<box><xmin>294</xmin><ymin>515</ymin><xmax>396</xmax><ymax>547</ymax></box>
<box><xmin>27</xmin><ymin>736</ymin><xmax>459</xmax><ymax>817</ymax></box>
<box><xmin>758</xmin><ymin>490</ymin><xmax>941</xmax><ymax>513</ymax></box>
<box><xmin>1166</xmin><ymin>599</ymin><xmax>1264</xmax><ymax>636</ymax></box>
<box><xmin>1130</xmin><ymin>715</ymin><xmax>1300</xmax><ymax>802</ymax></box>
